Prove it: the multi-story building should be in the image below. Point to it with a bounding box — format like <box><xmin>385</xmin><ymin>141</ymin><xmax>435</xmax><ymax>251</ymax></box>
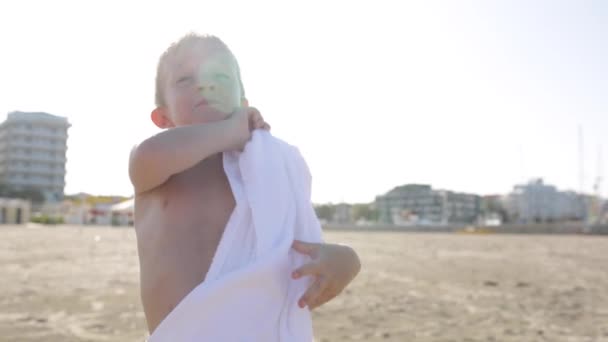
<box><xmin>478</xmin><ymin>194</ymin><xmax>510</xmax><ymax>225</ymax></box>
<box><xmin>375</xmin><ymin>184</ymin><xmax>480</xmax><ymax>225</ymax></box>
<box><xmin>440</xmin><ymin>190</ymin><xmax>480</xmax><ymax>224</ymax></box>
<box><xmin>376</xmin><ymin>184</ymin><xmax>439</xmax><ymax>224</ymax></box>
<box><xmin>0</xmin><ymin>111</ymin><xmax>70</xmax><ymax>201</ymax></box>
<box><xmin>506</xmin><ymin>178</ymin><xmax>585</xmax><ymax>223</ymax></box>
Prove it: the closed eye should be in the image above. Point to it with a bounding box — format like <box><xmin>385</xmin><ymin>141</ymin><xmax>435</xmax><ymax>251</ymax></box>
<box><xmin>176</xmin><ymin>76</ymin><xmax>193</xmax><ymax>84</ymax></box>
<box><xmin>215</xmin><ymin>73</ymin><xmax>230</xmax><ymax>80</ymax></box>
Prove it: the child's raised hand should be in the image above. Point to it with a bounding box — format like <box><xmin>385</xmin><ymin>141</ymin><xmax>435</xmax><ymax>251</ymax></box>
<box><xmin>291</xmin><ymin>240</ymin><xmax>361</xmax><ymax>310</ymax></box>
<box><xmin>247</xmin><ymin>107</ymin><xmax>270</xmax><ymax>132</ymax></box>
<box><xmin>226</xmin><ymin>107</ymin><xmax>270</xmax><ymax>151</ymax></box>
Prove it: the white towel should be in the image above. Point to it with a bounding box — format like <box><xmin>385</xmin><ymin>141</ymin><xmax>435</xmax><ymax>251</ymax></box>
<box><xmin>148</xmin><ymin>130</ymin><xmax>324</xmax><ymax>341</ymax></box>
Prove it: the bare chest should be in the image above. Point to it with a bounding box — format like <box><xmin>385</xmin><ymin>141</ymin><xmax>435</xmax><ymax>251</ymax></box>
<box><xmin>135</xmin><ymin>167</ymin><xmax>236</xmax><ymax>331</ymax></box>
<box><xmin>136</xmin><ymin>167</ymin><xmax>236</xmax><ymax>258</ymax></box>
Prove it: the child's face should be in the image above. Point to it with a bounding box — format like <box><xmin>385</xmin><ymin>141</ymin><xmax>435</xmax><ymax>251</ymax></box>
<box><xmin>160</xmin><ymin>42</ymin><xmax>243</xmax><ymax>127</ymax></box>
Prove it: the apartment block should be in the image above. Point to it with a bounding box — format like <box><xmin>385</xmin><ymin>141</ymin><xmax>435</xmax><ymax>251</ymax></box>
<box><xmin>0</xmin><ymin>111</ymin><xmax>70</xmax><ymax>201</ymax></box>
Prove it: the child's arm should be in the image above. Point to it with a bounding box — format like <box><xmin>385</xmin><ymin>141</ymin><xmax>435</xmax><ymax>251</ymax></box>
<box><xmin>291</xmin><ymin>240</ymin><xmax>361</xmax><ymax>309</ymax></box>
<box><xmin>129</xmin><ymin>107</ymin><xmax>266</xmax><ymax>194</ymax></box>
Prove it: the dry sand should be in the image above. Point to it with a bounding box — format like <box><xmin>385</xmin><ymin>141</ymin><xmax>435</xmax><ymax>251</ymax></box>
<box><xmin>1</xmin><ymin>225</ymin><xmax>607</xmax><ymax>341</ymax></box>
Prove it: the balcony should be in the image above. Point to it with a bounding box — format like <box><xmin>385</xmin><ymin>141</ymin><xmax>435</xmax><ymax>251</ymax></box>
<box><xmin>5</xmin><ymin>164</ymin><xmax>66</xmax><ymax>176</ymax></box>
<box><xmin>6</xmin><ymin>177</ymin><xmax>65</xmax><ymax>189</ymax></box>
<box><xmin>4</xmin><ymin>140</ymin><xmax>67</xmax><ymax>153</ymax></box>
<box><xmin>6</xmin><ymin>151</ymin><xmax>67</xmax><ymax>164</ymax></box>
<box><xmin>2</xmin><ymin>126</ymin><xmax>68</xmax><ymax>140</ymax></box>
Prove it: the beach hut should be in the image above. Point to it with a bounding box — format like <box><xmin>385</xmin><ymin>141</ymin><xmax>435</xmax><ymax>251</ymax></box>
<box><xmin>110</xmin><ymin>198</ymin><xmax>134</xmax><ymax>226</ymax></box>
<box><xmin>0</xmin><ymin>198</ymin><xmax>31</xmax><ymax>224</ymax></box>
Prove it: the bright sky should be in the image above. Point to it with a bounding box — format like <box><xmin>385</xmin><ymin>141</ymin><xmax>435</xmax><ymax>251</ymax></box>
<box><xmin>0</xmin><ymin>0</ymin><xmax>606</xmax><ymax>204</ymax></box>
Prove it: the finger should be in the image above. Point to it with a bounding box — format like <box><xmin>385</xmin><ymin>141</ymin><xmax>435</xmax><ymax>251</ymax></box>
<box><xmin>309</xmin><ymin>284</ymin><xmax>339</xmax><ymax>310</ymax></box>
<box><xmin>251</xmin><ymin>110</ymin><xmax>262</xmax><ymax>124</ymax></box>
<box><xmin>255</xmin><ymin>117</ymin><xmax>265</xmax><ymax>129</ymax></box>
<box><xmin>247</xmin><ymin>110</ymin><xmax>260</xmax><ymax>127</ymax></box>
<box><xmin>263</xmin><ymin>122</ymin><xmax>271</xmax><ymax>130</ymax></box>
<box><xmin>255</xmin><ymin>116</ymin><xmax>267</xmax><ymax>130</ymax></box>
<box><xmin>292</xmin><ymin>240</ymin><xmax>320</xmax><ymax>257</ymax></box>
<box><xmin>292</xmin><ymin>261</ymin><xmax>321</xmax><ymax>279</ymax></box>
<box><xmin>248</xmin><ymin>115</ymin><xmax>256</xmax><ymax>131</ymax></box>
<box><xmin>300</xmin><ymin>276</ymin><xmax>328</xmax><ymax>309</ymax></box>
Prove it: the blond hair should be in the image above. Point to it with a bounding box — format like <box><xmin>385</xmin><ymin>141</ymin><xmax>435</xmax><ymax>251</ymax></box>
<box><xmin>155</xmin><ymin>33</ymin><xmax>246</xmax><ymax>107</ymax></box>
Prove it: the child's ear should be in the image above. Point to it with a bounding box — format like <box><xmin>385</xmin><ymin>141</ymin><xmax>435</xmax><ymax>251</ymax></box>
<box><xmin>151</xmin><ymin>107</ymin><xmax>174</xmax><ymax>129</ymax></box>
<box><xmin>241</xmin><ymin>98</ymin><xmax>249</xmax><ymax>108</ymax></box>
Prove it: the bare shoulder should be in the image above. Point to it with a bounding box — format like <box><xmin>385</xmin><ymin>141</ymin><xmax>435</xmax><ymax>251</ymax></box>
<box><xmin>128</xmin><ymin>136</ymin><xmax>167</xmax><ymax>195</ymax></box>
<box><xmin>128</xmin><ymin>142</ymin><xmax>144</xmax><ymax>188</ymax></box>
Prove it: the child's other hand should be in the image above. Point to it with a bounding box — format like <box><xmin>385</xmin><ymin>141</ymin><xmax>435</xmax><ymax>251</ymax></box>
<box><xmin>226</xmin><ymin>107</ymin><xmax>270</xmax><ymax>150</ymax></box>
<box><xmin>291</xmin><ymin>240</ymin><xmax>361</xmax><ymax>310</ymax></box>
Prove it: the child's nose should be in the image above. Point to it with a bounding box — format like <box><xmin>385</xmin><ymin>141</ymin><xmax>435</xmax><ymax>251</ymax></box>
<box><xmin>197</xmin><ymin>75</ymin><xmax>218</xmax><ymax>92</ymax></box>
<box><xmin>198</xmin><ymin>83</ymin><xmax>216</xmax><ymax>93</ymax></box>
<box><xmin>197</xmin><ymin>67</ymin><xmax>221</xmax><ymax>94</ymax></box>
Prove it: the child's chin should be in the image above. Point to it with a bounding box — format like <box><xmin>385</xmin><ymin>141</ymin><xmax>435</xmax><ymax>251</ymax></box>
<box><xmin>190</xmin><ymin>117</ymin><xmax>226</xmax><ymax>125</ymax></box>
<box><xmin>194</xmin><ymin>107</ymin><xmax>230</xmax><ymax>122</ymax></box>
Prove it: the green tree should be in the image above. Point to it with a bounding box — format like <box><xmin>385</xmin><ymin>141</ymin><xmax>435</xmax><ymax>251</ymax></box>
<box><xmin>352</xmin><ymin>203</ymin><xmax>379</xmax><ymax>222</ymax></box>
<box><xmin>314</xmin><ymin>204</ymin><xmax>336</xmax><ymax>221</ymax></box>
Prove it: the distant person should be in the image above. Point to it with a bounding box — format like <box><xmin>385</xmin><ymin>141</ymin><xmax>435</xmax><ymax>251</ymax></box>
<box><xmin>128</xmin><ymin>33</ymin><xmax>361</xmax><ymax>341</ymax></box>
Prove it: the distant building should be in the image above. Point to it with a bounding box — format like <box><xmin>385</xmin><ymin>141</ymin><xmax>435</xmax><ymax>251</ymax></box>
<box><xmin>506</xmin><ymin>178</ymin><xmax>585</xmax><ymax>223</ymax></box>
<box><xmin>479</xmin><ymin>195</ymin><xmax>510</xmax><ymax>225</ymax></box>
<box><xmin>0</xmin><ymin>111</ymin><xmax>70</xmax><ymax>201</ymax></box>
<box><xmin>110</xmin><ymin>198</ymin><xmax>134</xmax><ymax>226</ymax></box>
<box><xmin>0</xmin><ymin>198</ymin><xmax>30</xmax><ymax>224</ymax></box>
<box><xmin>440</xmin><ymin>190</ymin><xmax>480</xmax><ymax>224</ymax></box>
<box><xmin>376</xmin><ymin>184</ymin><xmax>438</xmax><ymax>224</ymax></box>
<box><xmin>375</xmin><ymin>184</ymin><xmax>480</xmax><ymax>225</ymax></box>
<box><xmin>59</xmin><ymin>194</ymin><xmax>133</xmax><ymax>226</ymax></box>
<box><xmin>59</xmin><ymin>200</ymin><xmax>90</xmax><ymax>225</ymax></box>
<box><xmin>333</xmin><ymin>203</ymin><xmax>353</xmax><ymax>224</ymax></box>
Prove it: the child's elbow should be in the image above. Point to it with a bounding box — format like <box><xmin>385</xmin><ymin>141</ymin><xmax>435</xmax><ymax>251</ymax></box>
<box><xmin>129</xmin><ymin>141</ymin><xmax>160</xmax><ymax>194</ymax></box>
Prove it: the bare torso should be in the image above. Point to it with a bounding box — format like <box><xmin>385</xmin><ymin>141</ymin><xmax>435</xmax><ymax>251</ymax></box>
<box><xmin>134</xmin><ymin>154</ymin><xmax>235</xmax><ymax>333</ymax></box>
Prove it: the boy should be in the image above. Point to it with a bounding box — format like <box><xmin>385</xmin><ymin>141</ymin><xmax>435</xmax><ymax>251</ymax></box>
<box><xmin>129</xmin><ymin>33</ymin><xmax>361</xmax><ymax>337</ymax></box>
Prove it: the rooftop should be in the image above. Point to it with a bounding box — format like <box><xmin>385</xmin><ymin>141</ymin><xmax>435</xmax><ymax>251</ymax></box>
<box><xmin>3</xmin><ymin>111</ymin><xmax>70</xmax><ymax>126</ymax></box>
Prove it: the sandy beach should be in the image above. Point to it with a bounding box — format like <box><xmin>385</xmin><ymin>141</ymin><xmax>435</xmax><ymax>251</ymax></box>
<box><xmin>1</xmin><ymin>225</ymin><xmax>607</xmax><ymax>341</ymax></box>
